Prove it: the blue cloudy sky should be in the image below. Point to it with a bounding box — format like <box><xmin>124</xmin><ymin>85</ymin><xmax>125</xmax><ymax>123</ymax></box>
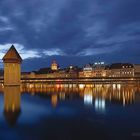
<box><xmin>0</xmin><ymin>0</ymin><xmax>140</xmax><ymax>71</ymax></box>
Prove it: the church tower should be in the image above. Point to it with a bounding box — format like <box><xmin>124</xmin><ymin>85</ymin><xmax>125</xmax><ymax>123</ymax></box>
<box><xmin>2</xmin><ymin>45</ymin><xmax>22</xmax><ymax>86</ymax></box>
<box><xmin>51</xmin><ymin>60</ymin><xmax>58</xmax><ymax>71</ymax></box>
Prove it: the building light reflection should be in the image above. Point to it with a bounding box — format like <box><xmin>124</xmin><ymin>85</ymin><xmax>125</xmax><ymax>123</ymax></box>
<box><xmin>117</xmin><ymin>84</ymin><xmax>121</xmax><ymax>90</ymax></box>
<box><xmin>84</xmin><ymin>94</ymin><xmax>93</xmax><ymax>106</ymax></box>
<box><xmin>7</xmin><ymin>83</ymin><xmax>137</xmax><ymax>108</ymax></box>
<box><xmin>59</xmin><ymin>92</ymin><xmax>65</xmax><ymax>100</ymax></box>
<box><xmin>79</xmin><ymin>84</ymin><xmax>85</xmax><ymax>89</ymax></box>
<box><xmin>56</xmin><ymin>84</ymin><xmax>60</xmax><ymax>89</ymax></box>
<box><xmin>95</xmin><ymin>98</ymin><xmax>105</xmax><ymax>112</ymax></box>
<box><xmin>69</xmin><ymin>84</ymin><xmax>72</xmax><ymax>88</ymax></box>
<box><xmin>113</xmin><ymin>84</ymin><xmax>116</xmax><ymax>89</ymax></box>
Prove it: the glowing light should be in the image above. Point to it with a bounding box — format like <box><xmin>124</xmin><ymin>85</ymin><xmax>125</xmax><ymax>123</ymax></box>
<box><xmin>113</xmin><ymin>84</ymin><xmax>116</xmax><ymax>89</ymax></box>
<box><xmin>117</xmin><ymin>84</ymin><xmax>121</xmax><ymax>90</ymax></box>
<box><xmin>70</xmin><ymin>65</ymin><xmax>73</xmax><ymax>69</ymax></box>
<box><xmin>95</xmin><ymin>98</ymin><xmax>105</xmax><ymax>111</ymax></box>
<box><xmin>69</xmin><ymin>84</ymin><xmax>72</xmax><ymax>88</ymax></box>
<box><xmin>84</xmin><ymin>94</ymin><xmax>93</xmax><ymax>105</ymax></box>
<box><xmin>29</xmin><ymin>84</ymin><xmax>34</xmax><ymax>89</ymax></box>
<box><xmin>56</xmin><ymin>84</ymin><xmax>60</xmax><ymax>88</ymax></box>
<box><xmin>86</xmin><ymin>84</ymin><xmax>92</xmax><ymax>88</ymax></box>
<box><xmin>102</xmin><ymin>72</ymin><xmax>106</xmax><ymax>77</ymax></box>
<box><xmin>51</xmin><ymin>60</ymin><xmax>58</xmax><ymax>70</ymax></box>
<box><xmin>79</xmin><ymin>84</ymin><xmax>85</xmax><ymax>89</ymax></box>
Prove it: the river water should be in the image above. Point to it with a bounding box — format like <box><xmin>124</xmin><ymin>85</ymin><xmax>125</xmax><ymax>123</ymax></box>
<box><xmin>0</xmin><ymin>83</ymin><xmax>140</xmax><ymax>140</ymax></box>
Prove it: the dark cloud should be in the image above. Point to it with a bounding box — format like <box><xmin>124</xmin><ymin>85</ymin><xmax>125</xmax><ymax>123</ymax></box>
<box><xmin>0</xmin><ymin>0</ymin><xmax>140</xmax><ymax>70</ymax></box>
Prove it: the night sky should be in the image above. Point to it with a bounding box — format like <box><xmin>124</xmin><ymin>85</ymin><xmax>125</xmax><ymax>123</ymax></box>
<box><xmin>0</xmin><ymin>0</ymin><xmax>140</xmax><ymax>71</ymax></box>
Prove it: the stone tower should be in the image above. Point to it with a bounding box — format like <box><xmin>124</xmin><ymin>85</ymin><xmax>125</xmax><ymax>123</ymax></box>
<box><xmin>2</xmin><ymin>45</ymin><xmax>22</xmax><ymax>86</ymax></box>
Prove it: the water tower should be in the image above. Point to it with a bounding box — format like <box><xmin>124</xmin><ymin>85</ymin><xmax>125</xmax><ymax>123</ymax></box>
<box><xmin>2</xmin><ymin>45</ymin><xmax>22</xmax><ymax>86</ymax></box>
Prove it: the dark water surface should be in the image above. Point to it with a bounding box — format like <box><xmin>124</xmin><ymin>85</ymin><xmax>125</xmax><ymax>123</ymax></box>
<box><xmin>0</xmin><ymin>83</ymin><xmax>140</xmax><ymax>140</ymax></box>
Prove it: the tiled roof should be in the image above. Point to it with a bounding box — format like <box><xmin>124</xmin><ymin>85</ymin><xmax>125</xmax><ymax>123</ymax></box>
<box><xmin>110</xmin><ymin>63</ymin><xmax>134</xmax><ymax>69</ymax></box>
<box><xmin>2</xmin><ymin>45</ymin><xmax>22</xmax><ymax>63</ymax></box>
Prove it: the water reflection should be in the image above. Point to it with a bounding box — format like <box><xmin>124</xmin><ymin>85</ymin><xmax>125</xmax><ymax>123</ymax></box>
<box><xmin>84</xmin><ymin>86</ymin><xmax>93</xmax><ymax>106</ymax></box>
<box><xmin>51</xmin><ymin>94</ymin><xmax>58</xmax><ymax>107</ymax></box>
<box><xmin>21</xmin><ymin>83</ymin><xmax>138</xmax><ymax>107</ymax></box>
<box><xmin>95</xmin><ymin>98</ymin><xmax>105</xmax><ymax>112</ymax></box>
<box><xmin>0</xmin><ymin>83</ymin><xmax>139</xmax><ymax>127</ymax></box>
<box><xmin>0</xmin><ymin>83</ymin><xmax>138</xmax><ymax>112</ymax></box>
<box><xmin>4</xmin><ymin>86</ymin><xmax>21</xmax><ymax>126</ymax></box>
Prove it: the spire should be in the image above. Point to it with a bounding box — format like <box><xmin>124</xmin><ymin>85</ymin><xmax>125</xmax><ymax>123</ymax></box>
<box><xmin>2</xmin><ymin>45</ymin><xmax>22</xmax><ymax>63</ymax></box>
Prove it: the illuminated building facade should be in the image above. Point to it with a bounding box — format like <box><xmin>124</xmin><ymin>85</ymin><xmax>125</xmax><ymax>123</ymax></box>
<box><xmin>79</xmin><ymin>64</ymin><xmax>93</xmax><ymax>77</ymax></box>
<box><xmin>21</xmin><ymin>61</ymin><xmax>137</xmax><ymax>79</ymax></box>
<box><xmin>79</xmin><ymin>62</ymin><xmax>107</xmax><ymax>78</ymax></box>
<box><xmin>21</xmin><ymin>64</ymin><xmax>79</xmax><ymax>79</ymax></box>
<box><xmin>51</xmin><ymin>60</ymin><xmax>58</xmax><ymax>71</ymax></box>
<box><xmin>109</xmin><ymin>63</ymin><xmax>134</xmax><ymax>77</ymax></box>
<box><xmin>93</xmin><ymin>62</ymin><xmax>107</xmax><ymax>77</ymax></box>
<box><xmin>2</xmin><ymin>45</ymin><xmax>22</xmax><ymax>86</ymax></box>
<box><xmin>134</xmin><ymin>64</ymin><xmax>140</xmax><ymax>77</ymax></box>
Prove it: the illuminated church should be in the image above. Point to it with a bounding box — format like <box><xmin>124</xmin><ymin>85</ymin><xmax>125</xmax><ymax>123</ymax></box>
<box><xmin>51</xmin><ymin>60</ymin><xmax>58</xmax><ymax>71</ymax></box>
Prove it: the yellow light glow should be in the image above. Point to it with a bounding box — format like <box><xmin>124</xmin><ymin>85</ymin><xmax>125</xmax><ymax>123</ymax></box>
<box><xmin>79</xmin><ymin>84</ymin><xmax>85</xmax><ymax>89</ymax></box>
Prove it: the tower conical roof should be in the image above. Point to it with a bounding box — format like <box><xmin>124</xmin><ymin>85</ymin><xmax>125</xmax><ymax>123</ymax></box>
<box><xmin>2</xmin><ymin>45</ymin><xmax>22</xmax><ymax>63</ymax></box>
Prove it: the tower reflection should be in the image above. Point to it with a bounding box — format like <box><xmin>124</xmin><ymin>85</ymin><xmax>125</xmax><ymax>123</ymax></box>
<box><xmin>51</xmin><ymin>94</ymin><xmax>58</xmax><ymax>107</ymax></box>
<box><xmin>4</xmin><ymin>86</ymin><xmax>21</xmax><ymax>126</ymax></box>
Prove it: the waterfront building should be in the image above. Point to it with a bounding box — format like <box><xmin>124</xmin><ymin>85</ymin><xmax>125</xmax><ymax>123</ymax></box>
<box><xmin>109</xmin><ymin>63</ymin><xmax>134</xmax><ymax>77</ymax></box>
<box><xmin>134</xmin><ymin>64</ymin><xmax>140</xmax><ymax>77</ymax></box>
<box><xmin>37</xmin><ymin>67</ymin><xmax>52</xmax><ymax>74</ymax></box>
<box><xmin>21</xmin><ymin>72</ymin><xmax>32</xmax><ymax>79</ymax></box>
<box><xmin>92</xmin><ymin>62</ymin><xmax>107</xmax><ymax>77</ymax></box>
<box><xmin>79</xmin><ymin>64</ymin><xmax>93</xmax><ymax>78</ymax></box>
<box><xmin>66</xmin><ymin>65</ymin><xmax>79</xmax><ymax>78</ymax></box>
<box><xmin>21</xmin><ymin>61</ymin><xmax>138</xmax><ymax>79</ymax></box>
<box><xmin>22</xmin><ymin>65</ymin><xmax>79</xmax><ymax>79</ymax></box>
<box><xmin>2</xmin><ymin>45</ymin><xmax>22</xmax><ymax>85</ymax></box>
<box><xmin>79</xmin><ymin>62</ymin><xmax>107</xmax><ymax>78</ymax></box>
